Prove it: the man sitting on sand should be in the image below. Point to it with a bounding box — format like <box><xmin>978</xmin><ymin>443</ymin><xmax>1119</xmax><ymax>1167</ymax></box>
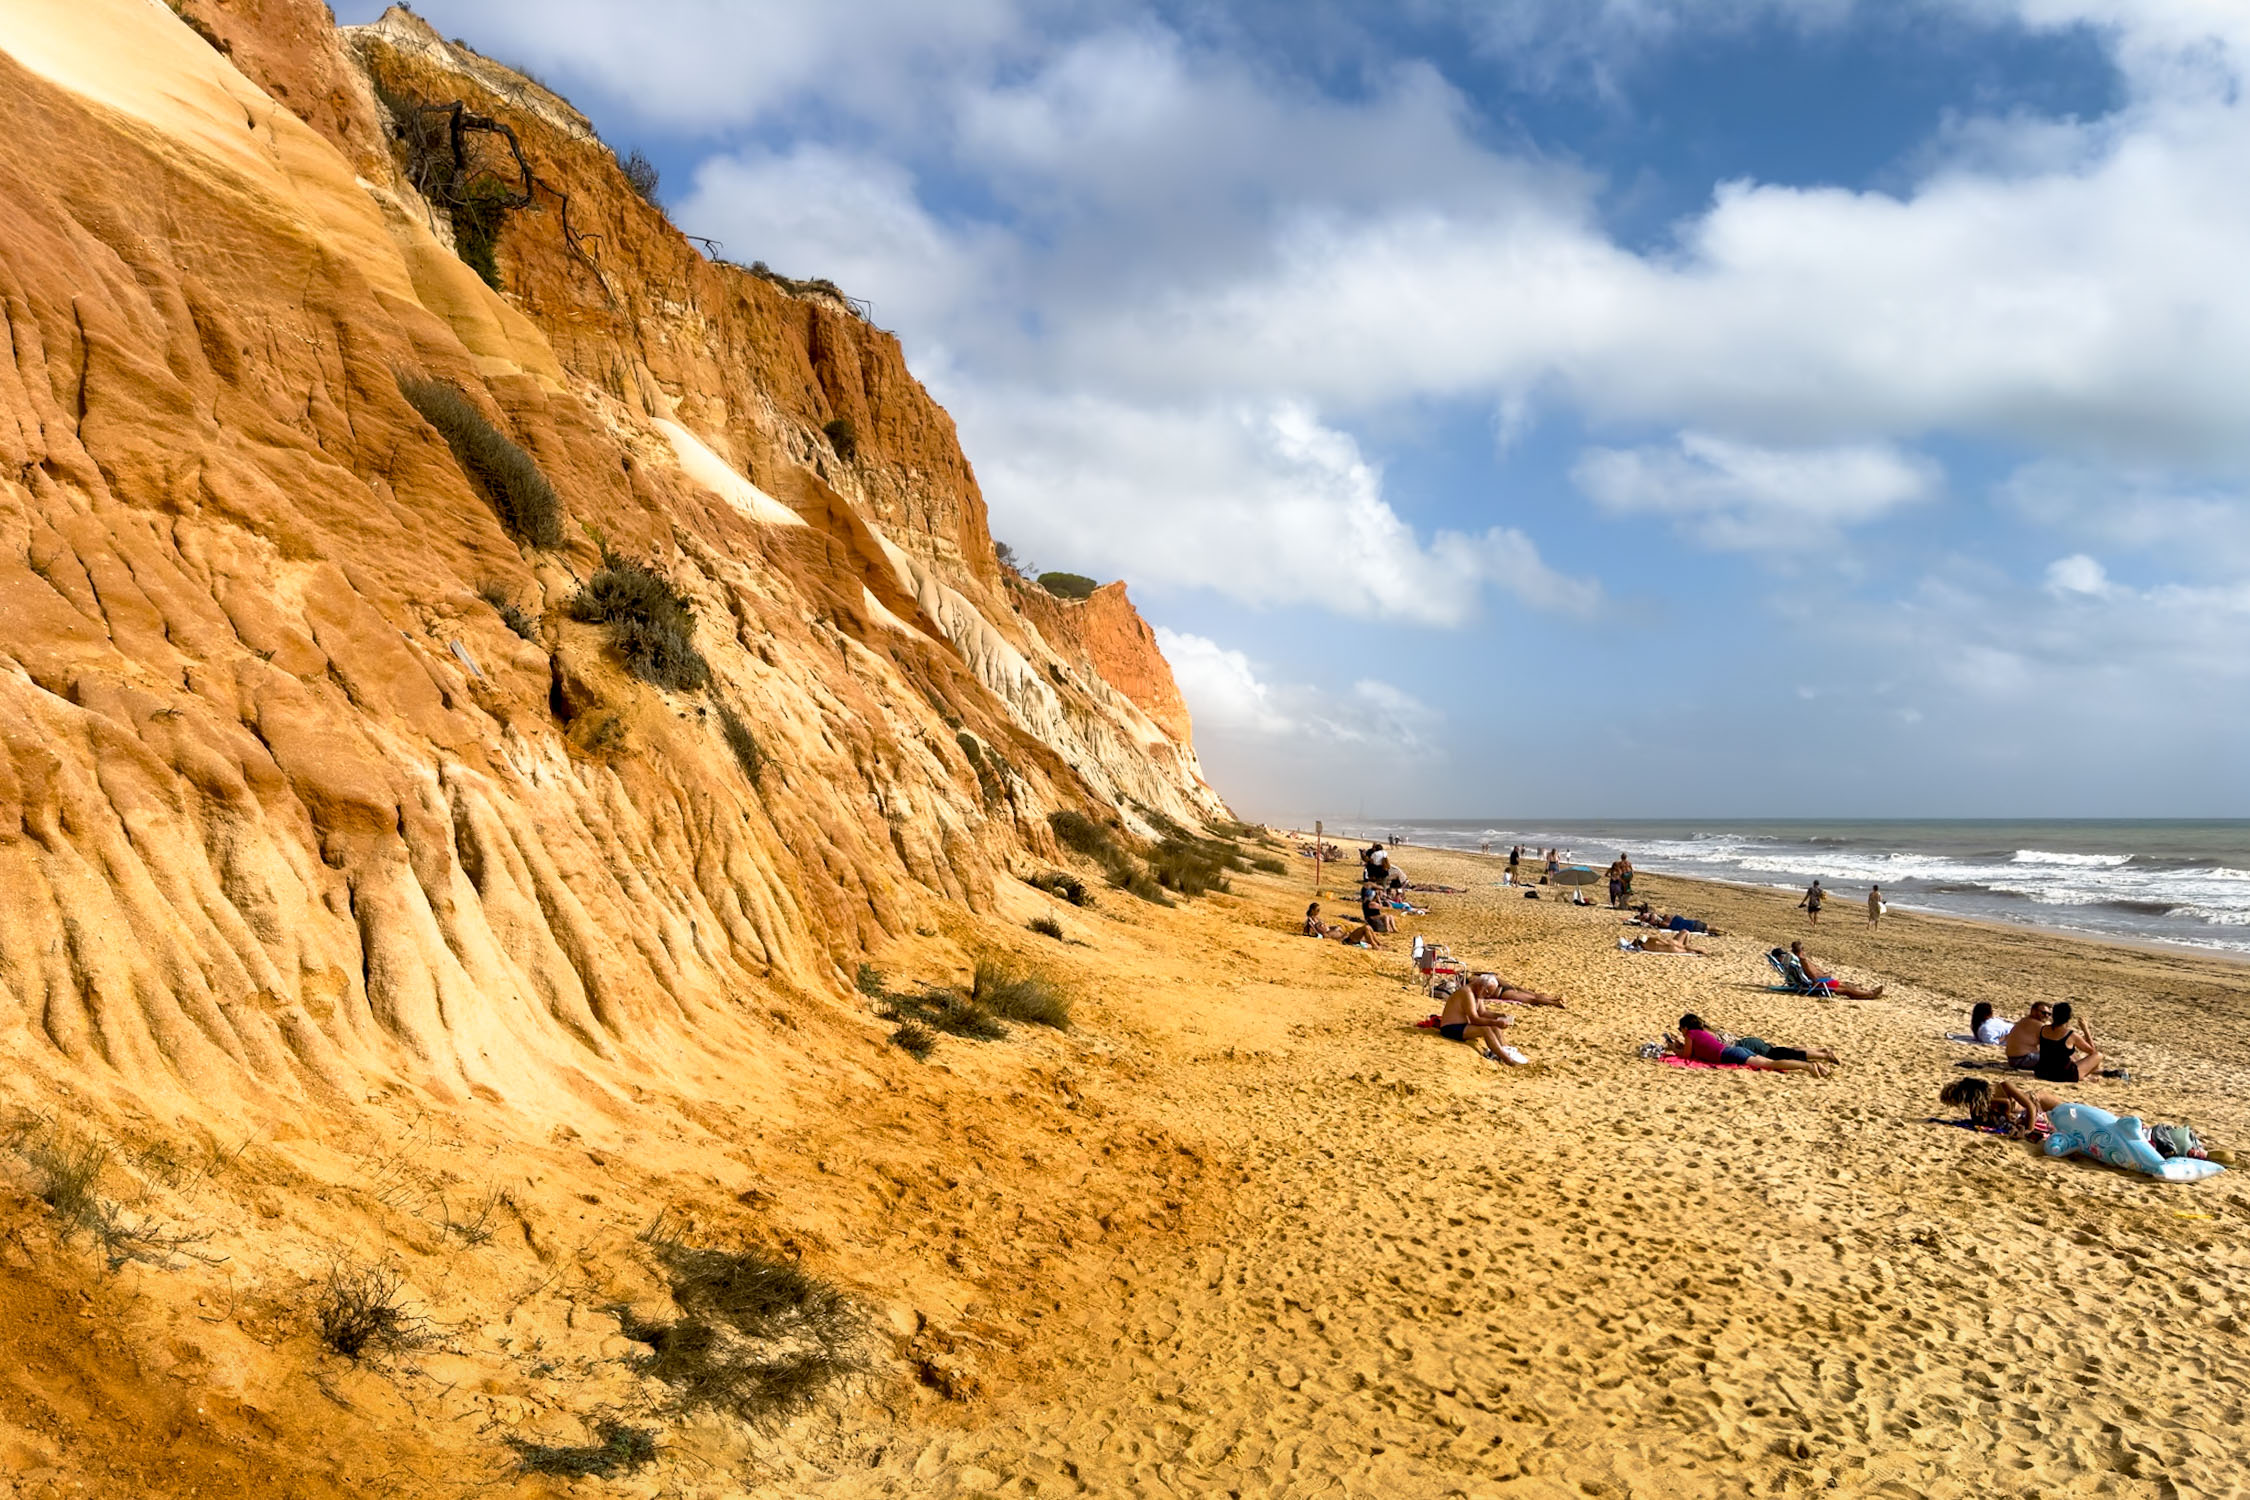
<box><xmin>1626</xmin><ymin>931</ymin><xmax>1709</xmax><ymax>955</ymax></box>
<box><xmin>1435</xmin><ymin>982</ymin><xmax>1527</xmax><ymax>1064</ymax></box>
<box><xmin>1666</xmin><ymin>1014</ymin><xmax>1834</xmax><ymax>1076</ymax></box>
<box><xmin>1458</xmin><ymin>971</ymin><xmax>1567</xmax><ymax>1009</ymax></box>
<box><xmin>2004</xmin><ymin>1001</ymin><xmax>2052</xmax><ymax>1070</ymax></box>
<box><xmin>1788</xmin><ymin>941</ymin><xmax>1884</xmax><ymax>998</ymax></box>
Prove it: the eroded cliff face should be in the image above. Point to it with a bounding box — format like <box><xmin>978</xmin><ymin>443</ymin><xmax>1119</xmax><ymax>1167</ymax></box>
<box><xmin>0</xmin><ymin>0</ymin><xmax>1221</xmax><ymax>1122</ymax></box>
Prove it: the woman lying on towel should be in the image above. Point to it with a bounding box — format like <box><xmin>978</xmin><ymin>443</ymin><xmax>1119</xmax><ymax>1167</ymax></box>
<box><xmin>1665</xmin><ymin>1014</ymin><xmax>1835</xmax><ymax>1076</ymax></box>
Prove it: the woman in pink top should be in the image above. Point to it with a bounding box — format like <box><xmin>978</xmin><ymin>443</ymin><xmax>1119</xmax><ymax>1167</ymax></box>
<box><xmin>1666</xmin><ymin>1013</ymin><xmax>1834</xmax><ymax>1076</ymax></box>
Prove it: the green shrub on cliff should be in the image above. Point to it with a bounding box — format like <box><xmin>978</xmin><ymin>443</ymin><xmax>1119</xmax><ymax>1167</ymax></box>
<box><xmin>396</xmin><ymin>375</ymin><xmax>563</xmax><ymax>547</ymax></box>
<box><xmin>568</xmin><ymin>551</ymin><xmax>710</xmax><ymax>690</ymax></box>
<box><xmin>1037</xmin><ymin>571</ymin><xmax>1099</xmax><ymax>601</ymax></box>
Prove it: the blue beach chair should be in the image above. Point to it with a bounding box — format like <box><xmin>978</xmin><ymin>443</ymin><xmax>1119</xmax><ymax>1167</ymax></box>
<box><xmin>1765</xmin><ymin>947</ymin><xmax>1837</xmax><ymax>996</ymax></box>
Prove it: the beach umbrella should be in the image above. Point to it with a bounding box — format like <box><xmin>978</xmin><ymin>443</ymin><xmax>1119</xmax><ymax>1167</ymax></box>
<box><xmin>1553</xmin><ymin>866</ymin><xmax>1600</xmax><ymax>886</ymax></box>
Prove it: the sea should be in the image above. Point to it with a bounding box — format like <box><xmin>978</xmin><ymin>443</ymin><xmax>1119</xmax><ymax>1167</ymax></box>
<box><xmin>1330</xmin><ymin>820</ymin><xmax>2250</xmax><ymax>958</ymax></box>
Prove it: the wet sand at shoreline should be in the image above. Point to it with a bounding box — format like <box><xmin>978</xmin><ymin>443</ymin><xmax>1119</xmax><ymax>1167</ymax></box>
<box><xmin>821</xmin><ymin>842</ymin><xmax>2250</xmax><ymax>1499</ymax></box>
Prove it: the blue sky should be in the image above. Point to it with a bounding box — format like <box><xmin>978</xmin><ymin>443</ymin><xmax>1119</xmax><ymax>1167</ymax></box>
<box><xmin>341</xmin><ymin>0</ymin><xmax>2250</xmax><ymax>821</ymax></box>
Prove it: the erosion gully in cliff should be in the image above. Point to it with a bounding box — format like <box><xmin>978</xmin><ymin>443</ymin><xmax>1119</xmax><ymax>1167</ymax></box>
<box><xmin>0</xmin><ymin>0</ymin><xmax>1248</xmax><ymax>1489</ymax></box>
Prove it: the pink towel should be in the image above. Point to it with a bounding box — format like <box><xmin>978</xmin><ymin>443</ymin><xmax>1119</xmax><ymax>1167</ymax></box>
<box><xmin>1658</xmin><ymin>1055</ymin><xmax>1753</xmax><ymax>1071</ymax></box>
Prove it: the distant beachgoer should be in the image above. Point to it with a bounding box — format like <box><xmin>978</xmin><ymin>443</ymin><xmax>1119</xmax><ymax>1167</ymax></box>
<box><xmin>1545</xmin><ymin>850</ymin><xmax>1560</xmax><ymax>882</ymax></box>
<box><xmin>1462</xmin><ymin>971</ymin><xmax>1567</xmax><ymax>1008</ymax></box>
<box><xmin>1480</xmin><ymin>840</ymin><xmax>1491</xmax><ymax>856</ymax></box>
<box><xmin>1939</xmin><ymin>1076</ymin><xmax>2060</xmax><ymax>1138</ymax></box>
<box><xmin>1436</xmin><ymin>984</ymin><xmax>1521</xmax><ymax>1063</ymax></box>
<box><xmin>1363</xmin><ymin>842</ymin><xmax>1390</xmax><ymax>881</ymax></box>
<box><xmin>2004</xmin><ymin>1001</ymin><xmax>2053</xmax><ymax>1071</ymax></box>
<box><xmin>1607</xmin><ymin>863</ymin><xmax>1625</xmax><ymax>908</ymax></box>
<box><xmin>1788</xmin><ymin>941</ymin><xmax>1883</xmax><ymax>999</ymax></box>
<box><xmin>1800</xmin><ymin>880</ymin><xmax>1826</xmax><ymax>925</ymax></box>
<box><xmin>1868</xmin><ymin>885</ymin><xmax>1885</xmax><ymax>928</ymax></box>
<box><xmin>1970</xmin><ymin>1001</ymin><xmax>2015</xmax><ymax>1046</ymax></box>
<box><xmin>1619</xmin><ymin>855</ymin><xmax>1634</xmax><ymax>902</ymax></box>
<box><xmin>1668</xmin><ymin>1014</ymin><xmax>1833</xmax><ymax>1076</ymax></box>
<box><xmin>2036</xmin><ymin>1002</ymin><xmax>2106</xmax><ymax>1083</ymax></box>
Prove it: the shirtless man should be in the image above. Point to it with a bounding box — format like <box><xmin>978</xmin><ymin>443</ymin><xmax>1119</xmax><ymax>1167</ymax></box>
<box><xmin>1435</xmin><ymin>981</ymin><xmax>1523</xmax><ymax>1063</ymax></box>
<box><xmin>1461</xmin><ymin>971</ymin><xmax>1567</xmax><ymax>1009</ymax></box>
<box><xmin>1788</xmin><ymin>940</ymin><xmax>1884</xmax><ymax>998</ymax></box>
<box><xmin>2003</xmin><ymin>1000</ymin><xmax>2053</xmax><ymax>1071</ymax></box>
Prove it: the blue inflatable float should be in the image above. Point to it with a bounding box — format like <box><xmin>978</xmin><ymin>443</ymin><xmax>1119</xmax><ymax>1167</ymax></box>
<box><xmin>2044</xmin><ymin>1103</ymin><xmax>2226</xmax><ymax>1182</ymax></box>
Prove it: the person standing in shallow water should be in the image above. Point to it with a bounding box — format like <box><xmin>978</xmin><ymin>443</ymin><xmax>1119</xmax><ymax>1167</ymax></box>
<box><xmin>1868</xmin><ymin>885</ymin><xmax>1884</xmax><ymax>928</ymax></box>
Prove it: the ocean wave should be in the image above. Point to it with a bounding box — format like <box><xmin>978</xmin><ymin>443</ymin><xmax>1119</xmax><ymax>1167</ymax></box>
<box><xmin>2011</xmin><ymin>849</ymin><xmax>2132</xmax><ymax>867</ymax></box>
<box><xmin>2174</xmin><ymin>905</ymin><xmax>2250</xmax><ymax>926</ymax></box>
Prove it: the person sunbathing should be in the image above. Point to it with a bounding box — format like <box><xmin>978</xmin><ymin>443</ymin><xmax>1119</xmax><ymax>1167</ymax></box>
<box><xmin>2035</xmin><ymin>1002</ymin><xmax>2106</xmax><ymax>1083</ymax></box>
<box><xmin>1626</xmin><ymin>931</ymin><xmax>1708</xmax><ymax>955</ymax></box>
<box><xmin>1359</xmin><ymin>883</ymin><xmax>1399</xmax><ymax>933</ymax></box>
<box><xmin>1460</xmin><ymin>971</ymin><xmax>1567</xmax><ymax>1008</ymax></box>
<box><xmin>1939</xmin><ymin>1076</ymin><xmax>2060</xmax><ymax>1138</ymax></box>
<box><xmin>2003</xmin><ymin>1001</ymin><xmax>2052</xmax><ymax>1070</ymax></box>
<box><xmin>1302</xmin><ymin>903</ymin><xmax>1378</xmax><ymax>947</ymax></box>
<box><xmin>1665</xmin><ymin>1013</ymin><xmax>1833</xmax><ymax>1076</ymax></box>
<box><xmin>1787</xmin><ymin>941</ymin><xmax>1884</xmax><ymax>998</ymax></box>
<box><xmin>1436</xmin><ymin>983</ymin><xmax>1525</xmax><ymax>1064</ymax></box>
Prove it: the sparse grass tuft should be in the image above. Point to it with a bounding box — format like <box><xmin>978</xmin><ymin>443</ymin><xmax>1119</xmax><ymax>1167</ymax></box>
<box><xmin>1028</xmin><ymin>915</ymin><xmax>1064</xmax><ymax>940</ymax></box>
<box><xmin>822</xmin><ymin>417</ymin><xmax>858</xmax><ymax>462</ymax></box>
<box><xmin>890</xmin><ymin>1022</ymin><xmax>936</xmax><ymax>1061</ymax></box>
<box><xmin>923</xmin><ymin>993</ymin><xmax>1008</xmax><ymax>1041</ymax></box>
<box><xmin>568</xmin><ymin>550</ymin><xmax>710</xmax><ymax>690</ymax></box>
<box><xmin>315</xmin><ymin>1260</ymin><xmax>430</xmax><ymax>1360</ymax></box>
<box><xmin>1107</xmin><ymin>863</ymin><xmax>1173</xmax><ymax>906</ymax></box>
<box><xmin>970</xmin><ymin>956</ymin><xmax>1071</xmax><ymax>1030</ymax></box>
<box><xmin>1149</xmin><ymin>838</ymin><xmax>1233</xmax><ymax>898</ymax></box>
<box><xmin>477</xmin><ymin>582</ymin><xmax>540</xmax><ymax>640</ymax></box>
<box><xmin>396</xmin><ymin>375</ymin><xmax>563</xmax><ymax>547</ymax></box>
<box><xmin>1047</xmin><ymin>809</ymin><xmax>1122</xmax><ymax>863</ymax></box>
<box><xmin>855</xmin><ymin>963</ymin><xmax>887</xmax><ymax>998</ymax></box>
<box><xmin>512</xmin><ymin>1420</ymin><xmax>657</xmax><ymax>1479</ymax></box>
<box><xmin>11</xmin><ymin>1119</ymin><xmax>218</xmax><ymax>1271</ymax></box>
<box><xmin>1025</xmin><ymin>871</ymin><xmax>1090</xmax><ymax>907</ymax></box>
<box><xmin>1250</xmin><ymin>854</ymin><xmax>1288</xmax><ymax>875</ymax></box>
<box><xmin>442</xmin><ymin>1187</ymin><xmax>508</xmax><ymax>1247</ymax></box>
<box><xmin>716</xmin><ymin>702</ymin><xmax>766</xmax><ymax>785</ymax></box>
<box><xmin>618</xmin><ymin>1229</ymin><xmax>862</xmax><ymax>1426</ymax></box>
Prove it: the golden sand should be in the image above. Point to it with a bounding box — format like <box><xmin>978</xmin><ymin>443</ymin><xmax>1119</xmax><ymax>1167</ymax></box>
<box><xmin>811</xmin><ymin>842</ymin><xmax>2250</xmax><ymax>1499</ymax></box>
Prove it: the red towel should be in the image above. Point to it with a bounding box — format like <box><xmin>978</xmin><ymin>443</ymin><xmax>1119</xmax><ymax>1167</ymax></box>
<box><xmin>1414</xmin><ymin>1015</ymin><xmax>1440</xmax><ymax>1029</ymax></box>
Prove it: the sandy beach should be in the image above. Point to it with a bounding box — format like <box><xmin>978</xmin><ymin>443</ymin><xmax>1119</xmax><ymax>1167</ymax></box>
<box><xmin>800</xmin><ymin>841</ymin><xmax>2250</xmax><ymax>1499</ymax></box>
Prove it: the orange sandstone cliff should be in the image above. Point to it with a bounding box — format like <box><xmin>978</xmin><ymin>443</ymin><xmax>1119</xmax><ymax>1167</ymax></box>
<box><xmin>0</xmin><ymin>0</ymin><xmax>1233</xmax><ymax>1487</ymax></box>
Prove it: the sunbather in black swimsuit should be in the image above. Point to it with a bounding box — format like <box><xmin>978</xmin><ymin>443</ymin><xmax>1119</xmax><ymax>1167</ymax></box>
<box><xmin>2036</xmin><ymin>1030</ymin><xmax>2079</xmax><ymax>1083</ymax></box>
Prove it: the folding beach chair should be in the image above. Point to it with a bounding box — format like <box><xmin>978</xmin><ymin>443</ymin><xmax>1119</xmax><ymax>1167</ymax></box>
<box><xmin>1765</xmin><ymin>947</ymin><xmax>1837</xmax><ymax>996</ymax></box>
<box><xmin>1411</xmin><ymin>935</ymin><xmax>1465</xmax><ymax>992</ymax></box>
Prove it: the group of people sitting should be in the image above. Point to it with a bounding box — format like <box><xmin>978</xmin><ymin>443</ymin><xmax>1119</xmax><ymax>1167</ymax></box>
<box><xmin>1969</xmin><ymin>1000</ymin><xmax>2113</xmax><ymax>1082</ymax></box>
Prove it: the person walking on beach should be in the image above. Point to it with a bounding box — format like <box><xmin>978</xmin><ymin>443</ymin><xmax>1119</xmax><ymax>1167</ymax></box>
<box><xmin>1618</xmin><ymin>854</ymin><xmax>1634</xmax><ymax>903</ymax></box>
<box><xmin>1868</xmin><ymin>885</ymin><xmax>1884</xmax><ymax>928</ymax></box>
<box><xmin>1799</xmin><ymin>879</ymin><xmax>1826</xmax><ymax>925</ymax></box>
<box><xmin>1606</xmin><ymin>857</ymin><xmax>1626</xmax><ymax>909</ymax></box>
